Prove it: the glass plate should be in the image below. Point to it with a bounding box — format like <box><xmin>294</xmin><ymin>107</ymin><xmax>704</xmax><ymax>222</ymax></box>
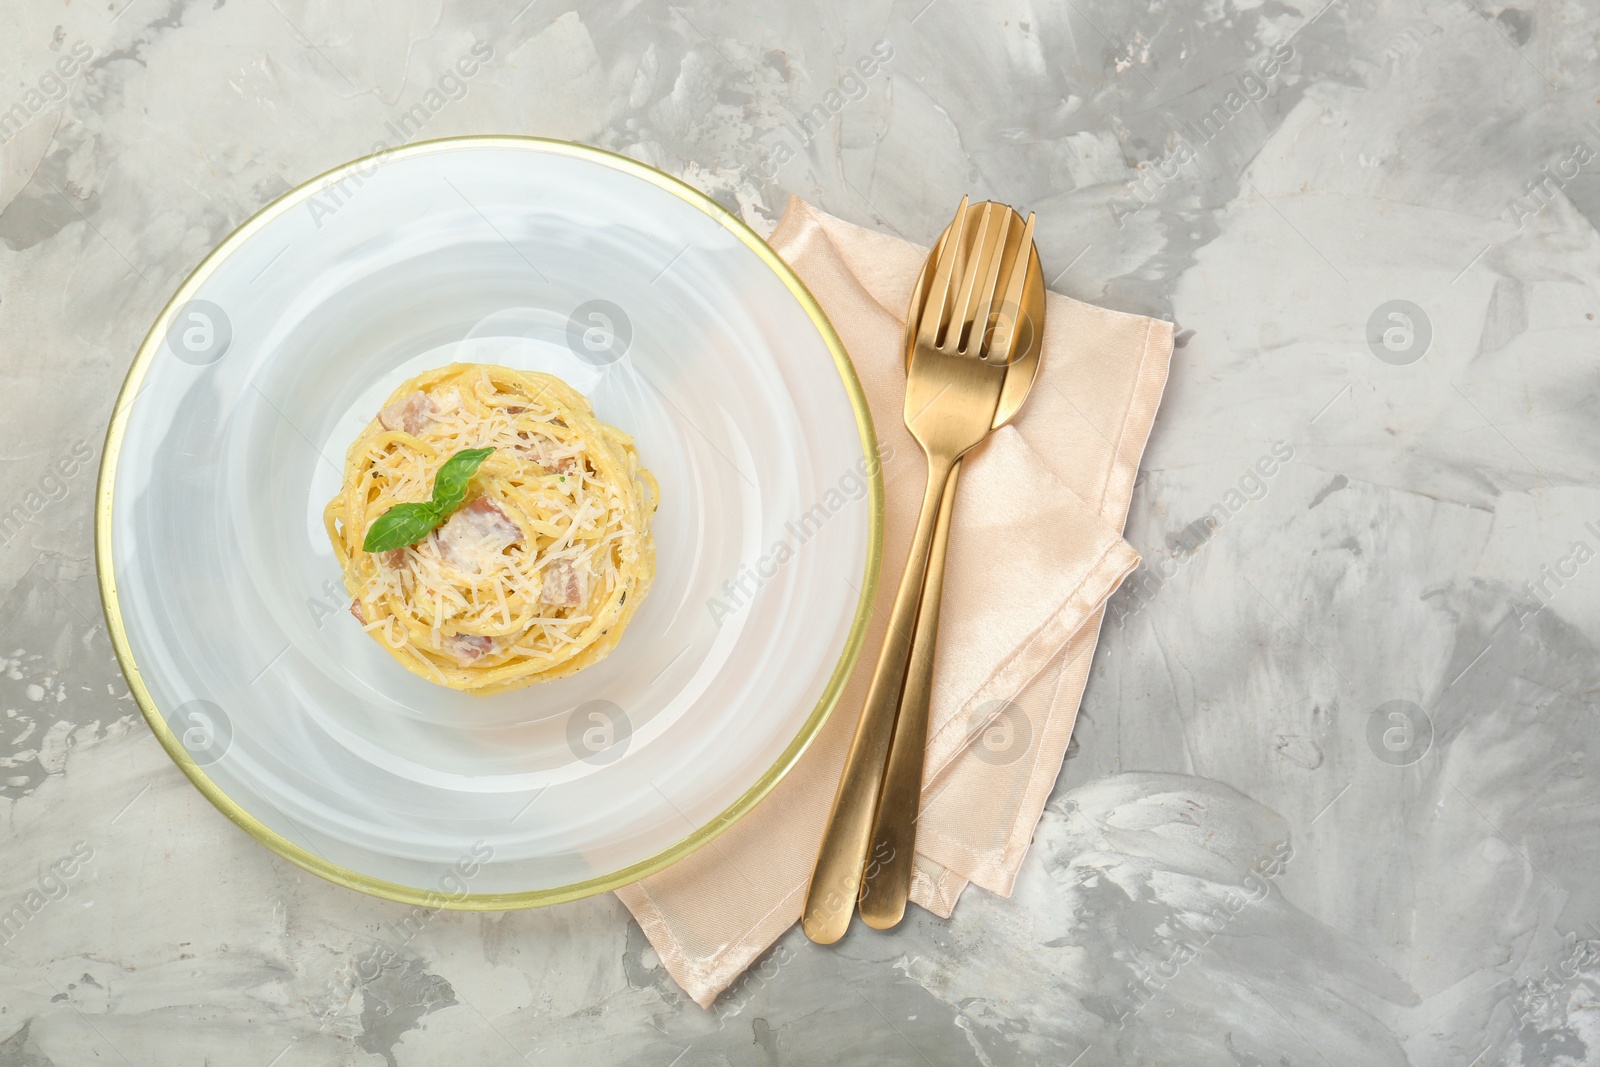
<box><xmin>96</xmin><ymin>136</ymin><xmax>882</xmax><ymax>907</ymax></box>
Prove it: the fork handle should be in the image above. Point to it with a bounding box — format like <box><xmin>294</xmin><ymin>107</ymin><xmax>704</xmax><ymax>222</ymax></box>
<box><xmin>803</xmin><ymin>450</ymin><xmax>958</xmax><ymax>944</ymax></box>
<box><xmin>859</xmin><ymin>458</ymin><xmax>960</xmax><ymax>929</ymax></box>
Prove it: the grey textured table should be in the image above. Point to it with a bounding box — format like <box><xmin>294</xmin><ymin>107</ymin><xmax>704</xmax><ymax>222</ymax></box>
<box><xmin>2</xmin><ymin>1</ymin><xmax>1595</xmax><ymax>1064</ymax></box>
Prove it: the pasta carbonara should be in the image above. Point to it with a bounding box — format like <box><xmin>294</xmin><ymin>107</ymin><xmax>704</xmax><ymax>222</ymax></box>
<box><xmin>325</xmin><ymin>364</ymin><xmax>657</xmax><ymax>693</ymax></box>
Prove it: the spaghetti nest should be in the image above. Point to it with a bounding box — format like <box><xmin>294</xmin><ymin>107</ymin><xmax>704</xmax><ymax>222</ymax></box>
<box><xmin>325</xmin><ymin>364</ymin><xmax>658</xmax><ymax>694</ymax></box>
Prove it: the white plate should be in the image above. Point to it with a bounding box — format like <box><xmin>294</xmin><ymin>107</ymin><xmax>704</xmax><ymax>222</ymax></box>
<box><xmin>96</xmin><ymin>137</ymin><xmax>882</xmax><ymax>907</ymax></box>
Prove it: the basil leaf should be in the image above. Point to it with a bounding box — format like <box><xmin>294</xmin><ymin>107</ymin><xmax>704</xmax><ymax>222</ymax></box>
<box><xmin>362</xmin><ymin>501</ymin><xmax>442</xmax><ymax>554</ymax></box>
<box><xmin>430</xmin><ymin>447</ymin><xmax>495</xmax><ymax>513</ymax></box>
<box><xmin>359</xmin><ymin>446</ymin><xmax>496</xmax><ymax>555</ymax></box>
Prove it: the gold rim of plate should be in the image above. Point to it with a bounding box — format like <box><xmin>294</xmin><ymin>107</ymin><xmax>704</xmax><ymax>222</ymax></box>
<box><xmin>93</xmin><ymin>135</ymin><xmax>885</xmax><ymax>910</ymax></box>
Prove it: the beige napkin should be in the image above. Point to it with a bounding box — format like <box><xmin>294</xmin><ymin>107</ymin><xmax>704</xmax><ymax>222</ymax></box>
<box><xmin>616</xmin><ymin>198</ymin><xmax>1172</xmax><ymax>1007</ymax></box>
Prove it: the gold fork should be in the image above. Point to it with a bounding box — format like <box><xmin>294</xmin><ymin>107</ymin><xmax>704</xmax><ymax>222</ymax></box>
<box><xmin>803</xmin><ymin>198</ymin><xmax>1019</xmax><ymax>944</ymax></box>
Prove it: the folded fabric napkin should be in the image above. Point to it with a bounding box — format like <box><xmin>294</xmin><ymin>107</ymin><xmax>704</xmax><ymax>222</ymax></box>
<box><xmin>615</xmin><ymin>197</ymin><xmax>1173</xmax><ymax>1007</ymax></box>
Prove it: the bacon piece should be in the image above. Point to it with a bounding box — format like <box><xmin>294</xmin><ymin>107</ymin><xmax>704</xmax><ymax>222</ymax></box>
<box><xmin>441</xmin><ymin>632</ymin><xmax>494</xmax><ymax>664</ymax></box>
<box><xmin>434</xmin><ymin>497</ymin><xmax>523</xmax><ymax>573</ymax></box>
<box><xmin>541</xmin><ymin>559</ymin><xmax>588</xmax><ymax>607</ymax></box>
<box><xmin>349</xmin><ymin>599</ymin><xmax>367</xmax><ymax>625</ymax></box>
<box><xmin>378</xmin><ymin>391</ymin><xmax>436</xmax><ymax>435</ymax></box>
<box><xmin>377</xmin><ymin>549</ymin><xmax>405</xmax><ymax>568</ymax></box>
<box><xmin>515</xmin><ymin>435</ymin><xmax>580</xmax><ymax>476</ymax></box>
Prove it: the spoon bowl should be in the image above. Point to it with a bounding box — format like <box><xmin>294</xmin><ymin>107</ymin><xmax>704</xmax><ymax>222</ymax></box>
<box><xmin>904</xmin><ymin>203</ymin><xmax>1045</xmax><ymax>427</ymax></box>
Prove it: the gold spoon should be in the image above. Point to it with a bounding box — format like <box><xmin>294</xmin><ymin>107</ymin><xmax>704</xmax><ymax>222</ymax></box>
<box><xmin>858</xmin><ymin>203</ymin><xmax>1044</xmax><ymax>930</ymax></box>
<box><xmin>802</xmin><ymin>200</ymin><xmax>1039</xmax><ymax>944</ymax></box>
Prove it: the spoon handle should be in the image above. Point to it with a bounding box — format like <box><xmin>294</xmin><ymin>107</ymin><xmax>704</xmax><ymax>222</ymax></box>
<box><xmin>803</xmin><ymin>451</ymin><xmax>955</xmax><ymax>944</ymax></box>
<box><xmin>859</xmin><ymin>458</ymin><xmax>960</xmax><ymax>928</ymax></box>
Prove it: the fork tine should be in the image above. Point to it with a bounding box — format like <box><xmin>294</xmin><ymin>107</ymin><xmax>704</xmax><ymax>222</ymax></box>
<box><xmin>987</xmin><ymin>211</ymin><xmax>1035</xmax><ymax>362</ymax></box>
<box><xmin>946</xmin><ymin>204</ymin><xmax>995</xmax><ymax>351</ymax></box>
<box><xmin>963</xmin><ymin>207</ymin><xmax>1014</xmax><ymax>355</ymax></box>
<box><xmin>915</xmin><ymin>197</ymin><xmax>971</xmax><ymax>351</ymax></box>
